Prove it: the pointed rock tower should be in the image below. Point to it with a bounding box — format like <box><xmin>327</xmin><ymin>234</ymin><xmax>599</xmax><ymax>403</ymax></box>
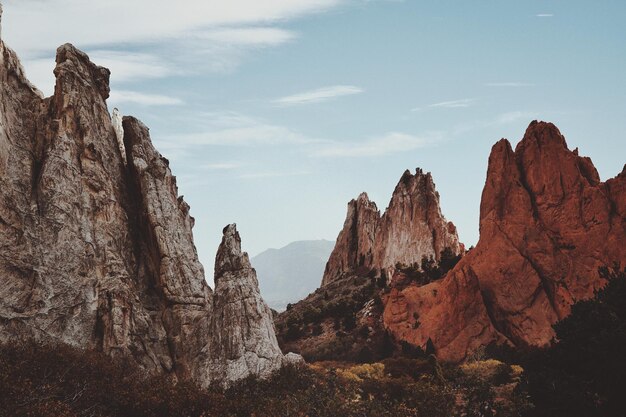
<box><xmin>322</xmin><ymin>169</ymin><xmax>463</xmax><ymax>286</ymax></box>
<box><xmin>209</xmin><ymin>224</ymin><xmax>295</xmax><ymax>385</ymax></box>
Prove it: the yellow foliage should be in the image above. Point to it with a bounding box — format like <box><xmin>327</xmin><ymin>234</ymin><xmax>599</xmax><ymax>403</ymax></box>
<box><xmin>510</xmin><ymin>364</ymin><xmax>524</xmax><ymax>377</ymax></box>
<box><xmin>337</xmin><ymin>363</ymin><xmax>385</xmax><ymax>382</ymax></box>
<box><xmin>460</xmin><ymin>359</ymin><xmax>504</xmax><ymax>381</ymax></box>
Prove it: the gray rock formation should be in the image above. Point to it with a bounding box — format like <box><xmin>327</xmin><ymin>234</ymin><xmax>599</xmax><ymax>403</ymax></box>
<box><xmin>0</xmin><ymin>10</ymin><xmax>288</xmax><ymax>388</ymax></box>
<box><xmin>322</xmin><ymin>169</ymin><xmax>463</xmax><ymax>286</ymax></box>
<box><xmin>209</xmin><ymin>224</ymin><xmax>293</xmax><ymax>385</ymax></box>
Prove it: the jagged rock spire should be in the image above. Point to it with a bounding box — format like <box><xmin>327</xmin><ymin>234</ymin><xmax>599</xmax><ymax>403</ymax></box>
<box><xmin>210</xmin><ymin>224</ymin><xmax>291</xmax><ymax>386</ymax></box>
<box><xmin>322</xmin><ymin>168</ymin><xmax>463</xmax><ymax>286</ymax></box>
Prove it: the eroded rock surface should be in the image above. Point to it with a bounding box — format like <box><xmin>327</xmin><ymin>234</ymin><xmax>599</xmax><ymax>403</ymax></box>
<box><xmin>384</xmin><ymin>121</ymin><xmax>626</xmax><ymax>361</ymax></box>
<box><xmin>0</xmin><ymin>14</ymin><xmax>287</xmax><ymax>387</ymax></box>
<box><xmin>322</xmin><ymin>169</ymin><xmax>463</xmax><ymax>286</ymax></box>
<box><xmin>209</xmin><ymin>224</ymin><xmax>294</xmax><ymax>385</ymax></box>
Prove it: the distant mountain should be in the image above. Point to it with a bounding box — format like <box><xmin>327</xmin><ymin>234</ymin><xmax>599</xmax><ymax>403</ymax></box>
<box><xmin>253</xmin><ymin>240</ymin><xmax>335</xmax><ymax>311</ymax></box>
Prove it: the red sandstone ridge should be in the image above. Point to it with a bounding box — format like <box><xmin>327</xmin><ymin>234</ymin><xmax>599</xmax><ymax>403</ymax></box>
<box><xmin>383</xmin><ymin>121</ymin><xmax>626</xmax><ymax>362</ymax></box>
<box><xmin>322</xmin><ymin>168</ymin><xmax>463</xmax><ymax>287</ymax></box>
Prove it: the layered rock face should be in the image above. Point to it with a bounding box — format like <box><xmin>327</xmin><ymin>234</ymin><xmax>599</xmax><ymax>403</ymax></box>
<box><xmin>384</xmin><ymin>121</ymin><xmax>626</xmax><ymax>361</ymax></box>
<box><xmin>209</xmin><ymin>224</ymin><xmax>296</xmax><ymax>385</ymax></box>
<box><xmin>322</xmin><ymin>169</ymin><xmax>463</xmax><ymax>286</ymax></box>
<box><xmin>0</xmin><ymin>17</ymin><xmax>286</xmax><ymax>386</ymax></box>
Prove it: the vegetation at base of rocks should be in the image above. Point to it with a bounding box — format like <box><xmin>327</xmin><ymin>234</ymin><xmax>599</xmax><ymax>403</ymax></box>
<box><xmin>0</xmin><ymin>342</ymin><xmax>219</xmax><ymax>417</ymax></box>
<box><xmin>518</xmin><ymin>266</ymin><xmax>626</xmax><ymax>417</ymax></box>
<box><xmin>2</xmin><ymin>266</ymin><xmax>622</xmax><ymax>417</ymax></box>
<box><xmin>276</xmin><ymin>270</ymin><xmax>385</xmax><ymax>362</ymax></box>
<box><xmin>394</xmin><ymin>247</ymin><xmax>462</xmax><ymax>288</ymax></box>
<box><xmin>0</xmin><ymin>341</ymin><xmax>528</xmax><ymax>417</ymax></box>
<box><xmin>275</xmin><ymin>248</ymin><xmax>461</xmax><ymax>363</ymax></box>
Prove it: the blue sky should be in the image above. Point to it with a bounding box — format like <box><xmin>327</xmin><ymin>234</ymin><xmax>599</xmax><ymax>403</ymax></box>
<box><xmin>3</xmin><ymin>0</ymin><xmax>626</xmax><ymax>277</ymax></box>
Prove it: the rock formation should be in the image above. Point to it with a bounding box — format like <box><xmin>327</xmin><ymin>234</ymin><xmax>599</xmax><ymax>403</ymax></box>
<box><xmin>322</xmin><ymin>169</ymin><xmax>463</xmax><ymax>286</ymax></box>
<box><xmin>384</xmin><ymin>121</ymin><xmax>626</xmax><ymax>361</ymax></box>
<box><xmin>209</xmin><ymin>224</ymin><xmax>295</xmax><ymax>385</ymax></box>
<box><xmin>0</xmin><ymin>11</ymin><xmax>287</xmax><ymax>387</ymax></box>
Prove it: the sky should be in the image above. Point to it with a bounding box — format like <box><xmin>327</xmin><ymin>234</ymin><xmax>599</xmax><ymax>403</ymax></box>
<box><xmin>2</xmin><ymin>0</ymin><xmax>626</xmax><ymax>280</ymax></box>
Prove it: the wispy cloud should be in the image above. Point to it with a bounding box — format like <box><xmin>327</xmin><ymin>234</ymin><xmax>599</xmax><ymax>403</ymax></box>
<box><xmin>3</xmin><ymin>1</ymin><xmax>340</xmax><ymax>56</ymax></box>
<box><xmin>155</xmin><ymin>112</ymin><xmax>320</xmax><ymax>155</ymax></box>
<box><xmin>452</xmin><ymin>111</ymin><xmax>539</xmax><ymax>136</ymax></box>
<box><xmin>492</xmin><ymin>111</ymin><xmax>537</xmax><ymax>125</ymax></box>
<box><xmin>3</xmin><ymin>1</ymin><xmax>339</xmax><ymax>93</ymax></box>
<box><xmin>156</xmin><ymin>111</ymin><xmax>436</xmax><ymax>160</ymax></box>
<box><xmin>91</xmin><ymin>51</ymin><xmax>176</xmax><ymax>82</ymax></box>
<box><xmin>485</xmin><ymin>82</ymin><xmax>534</xmax><ymax>87</ymax></box>
<box><xmin>313</xmin><ymin>132</ymin><xmax>433</xmax><ymax>158</ymax></box>
<box><xmin>109</xmin><ymin>90</ymin><xmax>184</xmax><ymax>106</ymax></box>
<box><xmin>536</xmin><ymin>13</ymin><xmax>554</xmax><ymax>17</ymax></box>
<box><xmin>194</xmin><ymin>27</ymin><xmax>296</xmax><ymax>46</ymax></box>
<box><xmin>274</xmin><ymin>85</ymin><xmax>364</xmax><ymax>106</ymax></box>
<box><xmin>239</xmin><ymin>171</ymin><xmax>310</xmax><ymax>179</ymax></box>
<box><xmin>202</xmin><ymin>162</ymin><xmax>244</xmax><ymax>170</ymax></box>
<box><xmin>429</xmin><ymin>98</ymin><xmax>475</xmax><ymax>108</ymax></box>
<box><xmin>169</xmin><ymin>125</ymin><xmax>314</xmax><ymax>147</ymax></box>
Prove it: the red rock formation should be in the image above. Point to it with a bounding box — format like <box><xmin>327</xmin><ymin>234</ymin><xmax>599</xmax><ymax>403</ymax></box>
<box><xmin>322</xmin><ymin>169</ymin><xmax>463</xmax><ymax>286</ymax></box>
<box><xmin>384</xmin><ymin>121</ymin><xmax>626</xmax><ymax>362</ymax></box>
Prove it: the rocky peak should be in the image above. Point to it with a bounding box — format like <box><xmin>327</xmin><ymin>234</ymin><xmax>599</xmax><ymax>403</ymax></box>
<box><xmin>322</xmin><ymin>168</ymin><xmax>463</xmax><ymax>287</ymax></box>
<box><xmin>321</xmin><ymin>192</ymin><xmax>380</xmax><ymax>286</ymax></box>
<box><xmin>375</xmin><ymin>168</ymin><xmax>463</xmax><ymax>273</ymax></box>
<box><xmin>383</xmin><ymin>121</ymin><xmax>626</xmax><ymax>362</ymax></box>
<box><xmin>215</xmin><ymin>224</ymin><xmax>252</xmax><ymax>275</ymax></box>
<box><xmin>54</xmin><ymin>43</ymin><xmax>111</xmax><ymax>102</ymax></box>
<box><xmin>210</xmin><ymin>224</ymin><xmax>292</xmax><ymax>386</ymax></box>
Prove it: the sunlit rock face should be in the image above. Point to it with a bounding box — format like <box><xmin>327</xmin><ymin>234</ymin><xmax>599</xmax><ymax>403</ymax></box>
<box><xmin>322</xmin><ymin>169</ymin><xmax>463</xmax><ymax>287</ymax></box>
<box><xmin>384</xmin><ymin>121</ymin><xmax>626</xmax><ymax>362</ymax></box>
<box><xmin>0</xmin><ymin>12</ymin><xmax>290</xmax><ymax>387</ymax></box>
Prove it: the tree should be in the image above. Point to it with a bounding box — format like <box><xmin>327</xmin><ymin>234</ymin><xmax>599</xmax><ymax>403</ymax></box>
<box><xmin>523</xmin><ymin>266</ymin><xmax>626</xmax><ymax>417</ymax></box>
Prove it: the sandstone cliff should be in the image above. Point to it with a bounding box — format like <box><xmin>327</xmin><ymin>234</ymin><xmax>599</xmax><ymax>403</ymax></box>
<box><xmin>384</xmin><ymin>121</ymin><xmax>626</xmax><ymax>361</ymax></box>
<box><xmin>0</xmin><ymin>12</ymin><xmax>286</xmax><ymax>387</ymax></box>
<box><xmin>322</xmin><ymin>169</ymin><xmax>463</xmax><ymax>286</ymax></box>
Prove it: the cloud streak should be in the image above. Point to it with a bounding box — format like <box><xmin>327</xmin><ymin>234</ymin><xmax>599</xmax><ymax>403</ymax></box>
<box><xmin>2</xmin><ymin>0</ymin><xmax>340</xmax><ymax>56</ymax></box>
<box><xmin>313</xmin><ymin>132</ymin><xmax>431</xmax><ymax>158</ymax></box>
<box><xmin>485</xmin><ymin>82</ymin><xmax>534</xmax><ymax>87</ymax></box>
<box><xmin>109</xmin><ymin>90</ymin><xmax>184</xmax><ymax>106</ymax></box>
<box><xmin>3</xmin><ymin>0</ymin><xmax>339</xmax><ymax>93</ymax></box>
<box><xmin>202</xmin><ymin>162</ymin><xmax>244</xmax><ymax>170</ymax></box>
<box><xmin>427</xmin><ymin>98</ymin><xmax>475</xmax><ymax>109</ymax></box>
<box><xmin>239</xmin><ymin>170</ymin><xmax>310</xmax><ymax>179</ymax></box>
<box><xmin>155</xmin><ymin>112</ymin><xmax>320</xmax><ymax>155</ymax></box>
<box><xmin>274</xmin><ymin>85</ymin><xmax>364</xmax><ymax>106</ymax></box>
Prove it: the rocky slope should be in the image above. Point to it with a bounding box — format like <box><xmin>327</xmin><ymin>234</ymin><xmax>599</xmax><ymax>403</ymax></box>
<box><xmin>276</xmin><ymin>169</ymin><xmax>463</xmax><ymax>361</ymax></box>
<box><xmin>384</xmin><ymin>121</ymin><xmax>626</xmax><ymax>361</ymax></box>
<box><xmin>322</xmin><ymin>169</ymin><xmax>463</xmax><ymax>286</ymax></box>
<box><xmin>0</xmin><ymin>10</ymin><xmax>288</xmax><ymax>387</ymax></box>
